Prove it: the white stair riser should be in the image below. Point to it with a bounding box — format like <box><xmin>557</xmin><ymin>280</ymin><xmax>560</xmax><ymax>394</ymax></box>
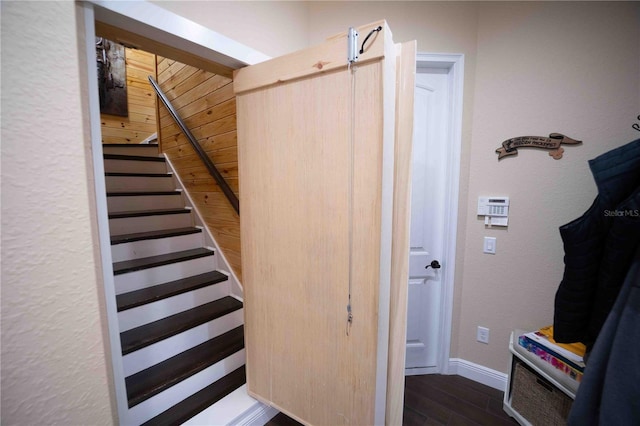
<box><xmin>127</xmin><ymin>349</ymin><xmax>246</xmax><ymax>425</ymax></box>
<box><xmin>118</xmin><ymin>279</ymin><xmax>231</xmax><ymax>332</ymax></box>
<box><xmin>104</xmin><ymin>158</ymin><xmax>167</xmax><ymax>174</ymax></box>
<box><xmin>103</xmin><ymin>146</ymin><xmax>160</xmax><ymax>157</ymax></box>
<box><xmin>108</xmin><ymin>193</ymin><xmax>184</xmax><ymax>213</ymax></box>
<box><xmin>109</xmin><ymin>212</ymin><xmax>192</xmax><ymax>235</ymax></box>
<box><xmin>115</xmin><ymin>255</ymin><xmax>217</xmax><ymax>294</ymax></box>
<box><xmin>111</xmin><ymin>231</ymin><xmax>204</xmax><ymax>263</ymax></box>
<box><xmin>183</xmin><ymin>384</ymin><xmax>277</xmax><ymax>426</ymax></box>
<box><xmin>106</xmin><ymin>175</ymin><xmax>176</xmax><ymax>192</ymax></box>
<box><xmin>122</xmin><ymin>308</ymin><xmax>243</xmax><ymax>376</ymax></box>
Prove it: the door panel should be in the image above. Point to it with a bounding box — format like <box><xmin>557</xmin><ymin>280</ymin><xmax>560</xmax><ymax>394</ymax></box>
<box><xmin>239</xmin><ymin>61</ymin><xmax>382</xmax><ymax>425</ymax></box>
<box><xmin>406</xmin><ymin>278</ymin><xmax>439</xmax><ymax>367</ymax></box>
<box><xmin>234</xmin><ymin>21</ymin><xmax>414</xmax><ymax>425</ymax></box>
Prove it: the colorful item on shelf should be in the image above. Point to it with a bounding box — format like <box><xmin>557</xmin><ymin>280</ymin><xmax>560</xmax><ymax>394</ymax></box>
<box><xmin>523</xmin><ymin>329</ymin><xmax>585</xmax><ymax>366</ymax></box>
<box><xmin>518</xmin><ymin>335</ymin><xmax>584</xmax><ymax>383</ymax></box>
<box><xmin>537</xmin><ymin>325</ymin><xmax>587</xmax><ymax>358</ymax></box>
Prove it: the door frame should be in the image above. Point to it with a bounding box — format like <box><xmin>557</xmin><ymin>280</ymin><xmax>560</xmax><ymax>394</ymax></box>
<box><xmin>80</xmin><ymin>2</ymin><xmax>270</xmax><ymax>422</ymax></box>
<box><xmin>407</xmin><ymin>53</ymin><xmax>464</xmax><ymax>375</ymax></box>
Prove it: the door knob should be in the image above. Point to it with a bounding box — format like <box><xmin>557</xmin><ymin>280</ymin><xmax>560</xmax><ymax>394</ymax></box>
<box><xmin>425</xmin><ymin>260</ymin><xmax>441</xmax><ymax>270</ymax></box>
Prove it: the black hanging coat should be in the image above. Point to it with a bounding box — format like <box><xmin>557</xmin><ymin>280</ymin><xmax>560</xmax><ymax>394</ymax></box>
<box><xmin>553</xmin><ymin>138</ymin><xmax>640</xmax><ymax>350</ymax></box>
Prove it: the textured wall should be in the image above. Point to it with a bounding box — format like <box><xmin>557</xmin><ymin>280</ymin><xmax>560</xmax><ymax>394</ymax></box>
<box><xmin>1</xmin><ymin>1</ymin><xmax>115</xmax><ymax>424</ymax></box>
<box><xmin>156</xmin><ymin>57</ymin><xmax>242</xmax><ymax>280</ymax></box>
<box><xmin>100</xmin><ymin>47</ymin><xmax>157</xmax><ymax>144</ymax></box>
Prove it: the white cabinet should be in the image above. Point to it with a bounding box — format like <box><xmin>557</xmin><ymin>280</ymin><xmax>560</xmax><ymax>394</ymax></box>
<box><xmin>503</xmin><ymin>330</ymin><xmax>580</xmax><ymax>425</ymax></box>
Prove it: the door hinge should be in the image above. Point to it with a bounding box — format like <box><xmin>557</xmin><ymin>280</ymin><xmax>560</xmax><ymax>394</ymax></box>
<box><xmin>347</xmin><ymin>27</ymin><xmax>359</xmax><ymax>65</ymax></box>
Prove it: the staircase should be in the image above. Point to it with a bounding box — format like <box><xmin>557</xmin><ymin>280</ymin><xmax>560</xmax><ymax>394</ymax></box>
<box><xmin>103</xmin><ymin>143</ymin><xmax>258</xmax><ymax>425</ymax></box>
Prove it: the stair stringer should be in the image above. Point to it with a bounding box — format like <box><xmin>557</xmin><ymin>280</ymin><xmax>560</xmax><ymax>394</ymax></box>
<box><xmin>163</xmin><ymin>154</ymin><xmax>244</xmax><ymax>301</ymax></box>
<box><xmin>159</xmin><ymin>154</ymin><xmax>279</xmax><ymax>424</ymax></box>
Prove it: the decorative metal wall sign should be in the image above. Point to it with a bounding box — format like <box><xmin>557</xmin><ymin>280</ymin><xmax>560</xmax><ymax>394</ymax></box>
<box><xmin>495</xmin><ymin>133</ymin><xmax>582</xmax><ymax>160</ymax></box>
<box><xmin>633</xmin><ymin>115</ymin><xmax>640</xmax><ymax>132</ymax></box>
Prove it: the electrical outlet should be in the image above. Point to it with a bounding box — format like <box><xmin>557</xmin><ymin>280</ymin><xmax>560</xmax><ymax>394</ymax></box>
<box><xmin>477</xmin><ymin>326</ymin><xmax>490</xmax><ymax>344</ymax></box>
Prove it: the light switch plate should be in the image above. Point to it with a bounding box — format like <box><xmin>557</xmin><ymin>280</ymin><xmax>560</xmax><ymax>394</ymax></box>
<box><xmin>483</xmin><ymin>237</ymin><xmax>496</xmax><ymax>254</ymax></box>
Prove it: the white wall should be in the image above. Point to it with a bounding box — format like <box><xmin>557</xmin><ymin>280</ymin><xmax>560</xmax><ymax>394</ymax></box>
<box><xmin>0</xmin><ymin>1</ymin><xmax>115</xmax><ymax>424</ymax></box>
<box><xmin>150</xmin><ymin>0</ymin><xmax>310</xmax><ymax>58</ymax></box>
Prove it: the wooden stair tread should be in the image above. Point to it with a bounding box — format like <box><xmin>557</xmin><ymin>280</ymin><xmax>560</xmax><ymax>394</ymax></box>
<box><xmin>117</xmin><ymin>271</ymin><xmax>228</xmax><ymax>312</ymax></box>
<box><xmin>141</xmin><ymin>366</ymin><xmax>246</xmax><ymax>426</ymax></box>
<box><xmin>104</xmin><ymin>153</ymin><xmax>166</xmax><ymax>162</ymax></box>
<box><xmin>103</xmin><ymin>143</ymin><xmax>159</xmax><ymax>147</ymax></box>
<box><xmin>121</xmin><ymin>296</ymin><xmax>243</xmax><ymax>355</ymax></box>
<box><xmin>105</xmin><ymin>172</ymin><xmax>172</xmax><ymax>178</ymax></box>
<box><xmin>113</xmin><ymin>247</ymin><xmax>214</xmax><ymax>275</ymax></box>
<box><xmin>125</xmin><ymin>325</ymin><xmax>244</xmax><ymax>407</ymax></box>
<box><xmin>111</xmin><ymin>227</ymin><xmax>202</xmax><ymax>245</ymax></box>
<box><xmin>103</xmin><ymin>139</ymin><xmax>247</xmax><ymax>418</ymax></box>
<box><xmin>107</xmin><ymin>190</ymin><xmax>181</xmax><ymax>197</ymax></box>
<box><xmin>108</xmin><ymin>208</ymin><xmax>190</xmax><ymax>219</ymax></box>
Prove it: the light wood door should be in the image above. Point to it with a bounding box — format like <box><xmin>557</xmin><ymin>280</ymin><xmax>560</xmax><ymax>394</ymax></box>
<box><xmin>234</xmin><ymin>21</ymin><xmax>414</xmax><ymax>425</ymax></box>
<box><xmin>386</xmin><ymin>40</ymin><xmax>416</xmax><ymax>426</ymax></box>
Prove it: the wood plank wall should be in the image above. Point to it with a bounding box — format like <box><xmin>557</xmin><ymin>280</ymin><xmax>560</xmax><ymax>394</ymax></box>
<box><xmin>100</xmin><ymin>46</ymin><xmax>157</xmax><ymax>144</ymax></box>
<box><xmin>156</xmin><ymin>57</ymin><xmax>241</xmax><ymax>280</ymax></box>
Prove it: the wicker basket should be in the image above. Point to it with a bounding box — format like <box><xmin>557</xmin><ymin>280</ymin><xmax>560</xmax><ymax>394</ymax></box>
<box><xmin>511</xmin><ymin>360</ymin><xmax>573</xmax><ymax>425</ymax></box>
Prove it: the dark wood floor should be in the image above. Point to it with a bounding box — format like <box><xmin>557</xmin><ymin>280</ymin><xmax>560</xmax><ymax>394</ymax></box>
<box><xmin>266</xmin><ymin>374</ymin><xmax>517</xmax><ymax>426</ymax></box>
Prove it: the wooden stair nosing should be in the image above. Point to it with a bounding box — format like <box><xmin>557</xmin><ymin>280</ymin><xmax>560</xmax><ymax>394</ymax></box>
<box><xmin>111</xmin><ymin>227</ymin><xmax>202</xmax><ymax>245</ymax></box>
<box><xmin>107</xmin><ymin>191</ymin><xmax>182</xmax><ymax>197</ymax></box>
<box><xmin>117</xmin><ymin>270</ymin><xmax>228</xmax><ymax>312</ymax></box>
<box><xmin>125</xmin><ymin>325</ymin><xmax>245</xmax><ymax>407</ymax></box>
<box><xmin>113</xmin><ymin>247</ymin><xmax>214</xmax><ymax>275</ymax></box>
<box><xmin>108</xmin><ymin>208</ymin><xmax>191</xmax><ymax>220</ymax></box>
<box><xmin>141</xmin><ymin>365</ymin><xmax>246</xmax><ymax>426</ymax></box>
<box><xmin>105</xmin><ymin>172</ymin><xmax>172</xmax><ymax>178</ymax></box>
<box><xmin>120</xmin><ymin>296</ymin><xmax>242</xmax><ymax>355</ymax></box>
<box><xmin>104</xmin><ymin>153</ymin><xmax>166</xmax><ymax>162</ymax></box>
<box><xmin>103</xmin><ymin>143</ymin><xmax>159</xmax><ymax>147</ymax></box>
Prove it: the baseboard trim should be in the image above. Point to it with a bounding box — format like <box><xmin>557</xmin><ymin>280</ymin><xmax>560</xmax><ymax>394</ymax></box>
<box><xmin>447</xmin><ymin>358</ymin><xmax>507</xmax><ymax>392</ymax></box>
<box><xmin>405</xmin><ymin>366</ymin><xmax>438</xmax><ymax>376</ymax></box>
<box><xmin>231</xmin><ymin>401</ymin><xmax>279</xmax><ymax>426</ymax></box>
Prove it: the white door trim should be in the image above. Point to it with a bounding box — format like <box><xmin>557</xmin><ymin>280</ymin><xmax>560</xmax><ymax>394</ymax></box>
<box><xmin>88</xmin><ymin>0</ymin><xmax>270</xmax><ymax>67</ymax></box>
<box><xmin>79</xmin><ymin>3</ymin><xmax>128</xmax><ymax>422</ymax></box>
<box><xmin>415</xmin><ymin>53</ymin><xmax>464</xmax><ymax>375</ymax></box>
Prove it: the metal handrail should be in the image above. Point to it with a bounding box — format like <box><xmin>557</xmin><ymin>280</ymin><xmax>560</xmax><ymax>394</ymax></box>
<box><xmin>148</xmin><ymin>76</ymin><xmax>239</xmax><ymax>215</ymax></box>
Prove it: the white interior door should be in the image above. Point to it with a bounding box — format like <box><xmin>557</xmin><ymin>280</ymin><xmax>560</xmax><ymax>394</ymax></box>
<box><xmin>405</xmin><ymin>68</ymin><xmax>450</xmax><ymax>373</ymax></box>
